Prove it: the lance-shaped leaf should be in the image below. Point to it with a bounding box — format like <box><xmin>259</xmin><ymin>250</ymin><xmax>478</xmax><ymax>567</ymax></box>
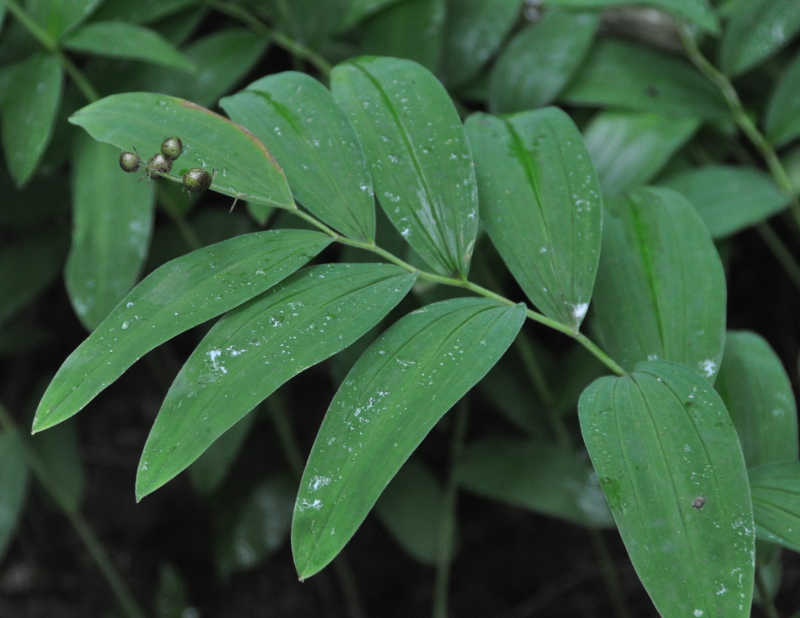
<box><xmin>2</xmin><ymin>53</ymin><xmax>63</xmax><ymax>187</ymax></box>
<box><xmin>457</xmin><ymin>437</ymin><xmax>613</xmax><ymax>528</ymax></box>
<box><xmin>0</xmin><ymin>429</ymin><xmax>29</xmax><ymax>562</ymax></box>
<box><xmin>136</xmin><ymin>263</ymin><xmax>417</xmax><ymax>499</ymax></box>
<box><xmin>33</xmin><ymin>230</ymin><xmax>332</xmax><ymax>433</ymax></box>
<box><xmin>720</xmin><ymin>0</ymin><xmax>800</xmax><ymax>77</ymax></box>
<box><xmin>220</xmin><ymin>72</ymin><xmax>376</xmax><ymax>242</ymax></box>
<box><xmin>765</xmin><ymin>49</ymin><xmax>800</xmax><ymax>147</ymax></box>
<box><xmin>716</xmin><ymin>331</ymin><xmax>798</xmax><ymax>468</ymax></box>
<box><xmin>66</xmin><ymin>134</ymin><xmax>155</xmax><ymax>331</ymax></box>
<box><xmin>662</xmin><ymin>165</ymin><xmax>789</xmax><ymax>239</ymax></box>
<box><xmin>292</xmin><ymin>297</ymin><xmax>525</xmax><ymax>579</ymax></box>
<box><xmin>466</xmin><ymin>108</ymin><xmax>602</xmax><ymax>330</ymax></box>
<box><xmin>592</xmin><ymin>187</ymin><xmax>726</xmax><ymax>379</ymax></box>
<box><xmin>545</xmin><ymin>0</ymin><xmax>719</xmax><ymax>33</ymax></box>
<box><xmin>69</xmin><ymin>92</ymin><xmax>294</xmax><ymax>210</ymax></box>
<box><xmin>489</xmin><ymin>10</ymin><xmax>599</xmax><ymax>113</ymax></box>
<box><xmin>562</xmin><ymin>39</ymin><xmax>727</xmax><ymax>120</ymax></box>
<box><xmin>584</xmin><ymin>111</ymin><xmax>700</xmax><ymax>196</ymax></box>
<box><xmin>579</xmin><ymin>361</ymin><xmax>754</xmax><ymax>617</ymax></box>
<box><xmin>63</xmin><ymin>22</ymin><xmax>195</xmax><ymax>71</ymax></box>
<box><xmin>332</xmin><ymin>57</ymin><xmax>479</xmax><ymax>278</ymax></box>
<box><xmin>749</xmin><ymin>462</ymin><xmax>800</xmax><ymax>552</ymax></box>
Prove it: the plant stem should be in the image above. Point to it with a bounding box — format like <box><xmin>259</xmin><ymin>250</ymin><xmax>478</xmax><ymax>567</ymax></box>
<box><xmin>679</xmin><ymin>27</ymin><xmax>800</xmax><ymax>227</ymax></box>
<box><xmin>590</xmin><ymin>531</ymin><xmax>633</xmax><ymax>618</ymax></box>
<box><xmin>757</xmin><ymin>222</ymin><xmax>800</xmax><ymax>290</ymax></box>
<box><xmin>5</xmin><ymin>0</ymin><xmax>100</xmax><ymax>103</ymax></box>
<box><xmin>0</xmin><ymin>404</ymin><xmax>146</xmax><ymax>618</ymax></box>
<box><xmin>432</xmin><ymin>401</ymin><xmax>469</xmax><ymax>618</ymax></box>
<box><xmin>204</xmin><ymin>0</ymin><xmax>333</xmax><ymax>77</ymax></box>
<box><xmin>755</xmin><ymin>564</ymin><xmax>780</xmax><ymax>618</ymax></box>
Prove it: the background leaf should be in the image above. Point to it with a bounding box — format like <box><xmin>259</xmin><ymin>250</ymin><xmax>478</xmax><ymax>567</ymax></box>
<box><xmin>544</xmin><ymin>0</ymin><xmax>719</xmax><ymax>33</ymax></box>
<box><xmin>662</xmin><ymin>165</ymin><xmax>789</xmax><ymax>239</ymax></box>
<box><xmin>90</xmin><ymin>29</ymin><xmax>269</xmax><ymax>109</ymax></box>
<box><xmin>292</xmin><ymin>297</ymin><xmax>526</xmax><ymax>579</ymax></box>
<box><xmin>63</xmin><ymin>21</ymin><xmax>195</xmax><ymax>71</ymax></box>
<box><xmin>69</xmin><ymin>91</ymin><xmax>294</xmax><ymax>209</ymax></box>
<box><xmin>765</xmin><ymin>49</ymin><xmax>800</xmax><ymax>147</ymax></box>
<box><xmin>0</xmin><ymin>429</ymin><xmax>29</xmax><ymax>562</ymax></box>
<box><xmin>579</xmin><ymin>361</ymin><xmax>754</xmax><ymax>617</ymax></box>
<box><xmin>359</xmin><ymin>0</ymin><xmax>445</xmax><ymax>73</ymax></box>
<box><xmin>561</xmin><ymin>39</ymin><xmax>727</xmax><ymax>120</ymax></box>
<box><xmin>440</xmin><ymin>0</ymin><xmax>521</xmax><ymax>89</ymax></box>
<box><xmin>136</xmin><ymin>264</ymin><xmax>418</xmax><ymax>499</ymax></box>
<box><xmin>749</xmin><ymin>462</ymin><xmax>800</xmax><ymax>552</ymax></box>
<box><xmin>720</xmin><ymin>0</ymin><xmax>800</xmax><ymax>76</ymax></box>
<box><xmin>489</xmin><ymin>10</ymin><xmax>599</xmax><ymax>113</ymax></box>
<box><xmin>466</xmin><ymin>108</ymin><xmax>602</xmax><ymax>330</ymax></box>
<box><xmin>34</xmin><ymin>230</ymin><xmax>332</xmax><ymax>432</ymax></box>
<box><xmin>457</xmin><ymin>437</ymin><xmax>613</xmax><ymax>528</ymax></box>
<box><xmin>716</xmin><ymin>331</ymin><xmax>798</xmax><ymax>468</ymax></box>
<box><xmin>1</xmin><ymin>53</ymin><xmax>63</xmax><ymax>187</ymax></box>
<box><xmin>221</xmin><ymin>72</ymin><xmax>376</xmax><ymax>242</ymax></box>
<box><xmin>583</xmin><ymin>111</ymin><xmax>700</xmax><ymax>196</ymax></box>
<box><xmin>332</xmin><ymin>56</ymin><xmax>479</xmax><ymax>277</ymax></box>
<box><xmin>30</xmin><ymin>419</ymin><xmax>85</xmax><ymax>514</ymax></box>
<box><xmin>66</xmin><ymin>134</ymin><xmax>155</xmax><ymax>330</ymax></box>
<box><xmin>0</xmin><ymin>233</ymin><xmax>68</xmax><ymax>326</ymax></box>
<box><xmin>25</xmin><ymin>0</ymin><xmax>101</xmax><ymax>38</ymax></box>
<box><xmin>592</xmin><ymin>187</ymin><xmax>726</xmax><ymax>379</ymax></box>
<box><xmin>188</xmin><ymin>412</ymin><xmax>257</xmax><ymax>496</ymax></box>
<box><xmin>374</xmin><ymin>458</ymin><xmax>452</xmax><ymax>565</ymax></box>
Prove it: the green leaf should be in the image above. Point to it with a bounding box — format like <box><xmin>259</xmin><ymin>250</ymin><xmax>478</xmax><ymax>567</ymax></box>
<box><xmin>0</xmin><ymin>233</ymin><xmax>67</xmax><ymax>326</ymax></box>
<box><xmin>579</xmin><ymin>361</ymin><xmax>754</xmax><ymax>617</ymax></box>
<box><xmin>720</xmin><ymin>0</ymin><xmax>800</xmax><ymax>76</ymax></box>
<box><xmin>332</xmin><ymin>57</ymin><xmax>479</xmax><ymax>278</ymax></box>
<box><xmin>188</xmin><ymin>412</ymin><xmax>256</xmax><ymax>496</ymax></box>
<box><xmin>765</xmin><ymin>50</ymin><xmax>800</xmax><ymax>147</ymax></box>
<box><xmin>91</xmin><ymin>0</ymin><xmax>196</xmax><ymax>24</ymax></box>
<box><xmin>66</xmin><ymin>134</ymin><xmax>155</xmax><ymax>331</ymax></box>
<box><xmin>716</xmin><ymin>331</ymin><xmax>798</xmax><ymax>468</ymax></box>
<box><xmin>33</xmin><ymin>229</ymin><xmax>332</xmax><ymax>433</ymax></box>
<box><xmin>69</xmin><ymin>91</ymin><xmax>294</xmax><ymax>210</ymax></box>
<box><xmin>30</xmin><ymin>420</ymin><xmax>85</xmax><ymax>514</ymax></box>
<box><xmin>662</xmin><ymin>165</ymin><xmax>789</xmax><ymax>239</ymax></box>
<box><xmin>280</xmin><ymin>0</ymin><xmax>348</xmax><ymax>48</ymax></box>
<box><xmin>25</xmin><ymin>0</ymin><xmax>101</xmax><ymax>38</ymax></box>
<box><xmin>489</xmin><ymin>10</ymin><xmax>599</xmax><ymax>113</ymax></box>
<box><xmin>545</xmin><ymin>0</ymin><xmax>719</xmax><ymax>33</ymax></box>
<box><xmin>63</xmin><ymin>21</ymin><xmax>195</xmax><ymax>71</ymax></box>
<box><xmin>0</xmin><ymin>429</ymin><xmax>29</xmax><ymax>562</ymax></box>
<box><xmin>338</xmin><ymin>0</ymin><xmax>401</xmax><ymax>32</ymax></box>
<box><xmin>584</xmin><ymin>111</ymin><xmax>700</xmax><ymax>196</ymax></box>
<box><xmin>465</xmin><ymin>108</ymin><xmax>602</xmax><ymax>330</ymax></box>
<box><xmin>360</xmin><ymin>0</ymin><xmax>445</xmax><ymax>73</ymax></box>
<box><xmin>220</xmin><ymin>72</ymin><xmax>376</xmax><ymax>242</ymax></box>
<box><xmin>562</xmin><ymin>39</ymin><xmax>728</xmax><ymax>120</ymax></box>
<box><xmin>374</xmin><ymin>459</ymin><xmax>452</xmax><ymax>565</ymax></box>
<box><xmin>457</xmin><ymin>437</ymin><xmax>613</xmax><ymax>528</ymax></box>
<box><xmin>1</xmin><ymin>53</ymin><xmax>63</xmax><ymax>187</ymax></box>
<box><xmin>214</xmin><ymin>474</ymin><xmax>295</xmax><ymax>577</ymax></box>
<box><xmin>292</xmin><ymin>297</ymin><xmax>526</xmax><ymax>579</ymax></box>
<box><xmin>440</xmin><ymin>0</ymin><xmax>521</xmax><ymax>89</ymax></box>
<box><xmin>104</xmin><ymin>29</ymin><xmax>269</xmax><ymax>109</ymax></box>
<box><xmin>749</xmin><ymin>462</ymin><xmax>800</xmax><ymax>553</ymax></box>
<box><xmin>592</xmin><ymin>187</ymin><xmax>726</xmax><ymax>378</ymax></box>
<box><xmin>136</xmin><ymin>264</ymin><xmax>418</xmax><ymax>499</ymax></box>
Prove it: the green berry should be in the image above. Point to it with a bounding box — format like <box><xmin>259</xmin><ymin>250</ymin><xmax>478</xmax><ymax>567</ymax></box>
<box><xmin>146</xmin><ymin>153</ymin><xmax>173</xmax><ymax>178</ymax></box>
<box><xmin>160</xmin><ymin>136</ymin><xmax>183</xmax><ymax>160</ymax></box>
<box><xmin>182</xmin><ymin>168</ymin><xmax>213</xmax><ymax>192</ymax></box>
<box><xmin>119</xmin><ymin>151</ymin><xmax>141</xmax><ymax>173</ymax></box>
